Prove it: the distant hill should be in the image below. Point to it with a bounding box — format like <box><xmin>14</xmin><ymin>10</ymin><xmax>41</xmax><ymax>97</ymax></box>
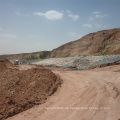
<box><xmin>0</xmin><ymin>51</ymin><xmax>50</xmax><ymax>60</ymax></box>
<box><xmin>49</xmin><ymin>28</ymin><xmax>120</xmax><ymax>57</ymax></box>
<box><xmin>0</xmin><ymin>28</ymin><xmax>120</xmax><ymax>60</ymax></box>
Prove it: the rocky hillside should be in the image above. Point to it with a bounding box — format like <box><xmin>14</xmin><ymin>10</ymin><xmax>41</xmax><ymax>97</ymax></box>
<box><xmin>0</xmin><ymin>28</ymin><xmax>120</xmax><ymax>60</ymax></box>
<box><xmin>49</xmin><ymin>28</ymin><xmax>120</xmax><ymax>57</ymax></box>
<box><xmin>0</xmin><ymin>51</ymin><xmax>50</xmax><ymax>60</ymax></box>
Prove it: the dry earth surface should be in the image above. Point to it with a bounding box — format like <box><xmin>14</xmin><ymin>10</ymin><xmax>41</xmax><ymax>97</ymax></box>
<box><xmin>0</xmin><ymin>60</ymin><xmax>62</xmax><ymax>120</ymax></box>
<box><xmin>6</xmin><ymin>64</ymin><xmax>120</xmax><ymax>120</ymax></box>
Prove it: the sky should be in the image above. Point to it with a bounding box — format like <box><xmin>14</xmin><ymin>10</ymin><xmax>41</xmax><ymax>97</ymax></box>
<box><xmin>0</xmin><ymin>0</ymin><xmax>120</xmax><ymax>55</ymax></box>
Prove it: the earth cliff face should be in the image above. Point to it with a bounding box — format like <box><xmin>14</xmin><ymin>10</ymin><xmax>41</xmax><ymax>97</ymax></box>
<box><xmin>49</xmin><ymin>28</ymin><xmax>120</xmax><ymax>58</ymax></box>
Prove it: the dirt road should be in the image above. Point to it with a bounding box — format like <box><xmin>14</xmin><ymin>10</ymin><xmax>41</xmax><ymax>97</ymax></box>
<box><xmin>7</xmin><ymin>65</ymin><xmax>120</xmax><ymax>120</ymax></box>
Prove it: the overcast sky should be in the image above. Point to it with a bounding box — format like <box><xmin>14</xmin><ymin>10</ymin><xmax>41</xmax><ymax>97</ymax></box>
<box><xmin>0</xmin><ymin>0</ymin><xmax>120</xmax><ymax>55</ymax></box>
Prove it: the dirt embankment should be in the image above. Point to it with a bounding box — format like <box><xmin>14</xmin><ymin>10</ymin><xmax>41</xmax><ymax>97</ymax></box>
<box><xmin>0</xmin><ymin>59</ymin><xmax>13</xmax><ymax>72</ymax></box>
<box><xmin>0</xmin><ymin>61</ymin><xmax>7</xmax><ymax>72</ymax></box>
<box><xmin>0</xmin><ymin>60</ymin><xmax>62</xmax><ymax>120</ymax></box>
<box><xmin>49</xmin><ymin>28</ymin><xmax>120</xmax><ymax>57</ymax></box>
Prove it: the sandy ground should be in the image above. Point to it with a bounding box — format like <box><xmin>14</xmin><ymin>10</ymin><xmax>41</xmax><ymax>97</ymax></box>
<box><xmin>12</xmin><ymin>65</ymin><xmax>36</xmax><ymax>70</ymax></box>
<box><xmin>6</xmin><ymin>65</ymin><xmax>120</xmax><ymax>120</ymax></box>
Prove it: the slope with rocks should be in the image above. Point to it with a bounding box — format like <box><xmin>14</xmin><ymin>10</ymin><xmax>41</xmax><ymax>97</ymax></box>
<box><xmin>0</xmin><ymin>28</ymin><xmax>120</xmax><ymax>60</ymax></box>
<box><xmin>49</xmin><ymin>28</ymin><xmax>120</xmax><ymax>58</ymax></box>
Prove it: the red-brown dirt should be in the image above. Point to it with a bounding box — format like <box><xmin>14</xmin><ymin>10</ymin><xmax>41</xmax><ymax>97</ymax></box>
<box><xmin>0</xmin><ymin>60</ymin><xmax>7</xmax><ymax>72</ymax></box>
<box><xmin>0</xmin><ymin>60</ymin><xmax>62</xmax><ymax>120</ymax></box>
<box><xmin>6</xmin><ymin>63</ymin><xmax>120</xmax><ymax>120</ymax></box>
<box><xmin>49</xmin><ymin>28</ymin><xmax>120</xmax><ymax>57</ymax></box>
<box><xmin>0</xmin><ymin>59</ymin><xmax>13</xmax><ymax>72</ymax></box>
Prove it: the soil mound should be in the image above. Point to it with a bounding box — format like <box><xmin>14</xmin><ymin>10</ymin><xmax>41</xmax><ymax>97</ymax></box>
<box><xmin>0</xmin><ymin>65</ymin><xmax>62</xmax><ymax>120</ymax></box>
<box><xmin>0</xmin><ymin>59</ymin><xmax>13</xmax><ymax>71</ymax></box>
<box><xmin>0</xmin><ymin>60</ymin><xmax>7</xmax><ymax>72</ymax></box>
<box><xmin>2</xmin><ymin>59</ymin><xmax>13</xmax><ymax>68</ymax></box>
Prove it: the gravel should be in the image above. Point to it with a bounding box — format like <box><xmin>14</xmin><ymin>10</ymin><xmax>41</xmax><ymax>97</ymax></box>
<box><xmin>33</xmin><ymin>54</ymin><xmax>120</xmax><ymax>70</ymax></box>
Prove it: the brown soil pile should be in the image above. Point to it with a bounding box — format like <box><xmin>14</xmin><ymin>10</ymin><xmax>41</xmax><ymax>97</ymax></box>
<box><xmin>2</xmin><ymin>59</ymin><xmax>13</xmax><ymax>68</ymax></box>
<box><xmin>0</xmin><ymin>60</ymin><xmax>7</xmax><ymax>72</ymax></box>
<box><xmin>0</xmin><ymin>61</ymin><xmax>62</xmax><ymax>120</ymax></box>
<box><xmin>0</xmin><ymin>59</ymin><xmax>13</xmax><ymax>72</ymax></box>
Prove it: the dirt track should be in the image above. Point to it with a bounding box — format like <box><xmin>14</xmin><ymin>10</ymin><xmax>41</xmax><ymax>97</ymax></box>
<box><xmin>7</xmin><ymin>65</ymin><xmax>120</xmax><ymax>120</ymax></box>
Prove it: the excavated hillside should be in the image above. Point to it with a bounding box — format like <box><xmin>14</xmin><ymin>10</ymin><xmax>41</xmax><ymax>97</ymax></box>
<box><xmin>0</xmin><ymin>28</ymin><xmax>120</xmax><ymax>60</ymax></box>
<box><xmin>49</xmin><ymin>28</ymin><xmax>120</xmax><ymax>58</ymax></box>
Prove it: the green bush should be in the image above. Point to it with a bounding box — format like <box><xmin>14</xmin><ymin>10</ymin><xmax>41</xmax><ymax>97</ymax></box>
<box><xmin>39</xmin><ymin>53</ymin><xmax>45</xmax><ymax>59</ymax></box>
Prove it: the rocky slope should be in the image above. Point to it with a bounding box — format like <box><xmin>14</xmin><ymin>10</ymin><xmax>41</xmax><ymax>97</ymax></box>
<box><xmin>49</xmin><ymin>28</ymin><xmax>120</xmax><ymax>57</ymax></box>
<box><xmin>0</xmin><ymin>28</ymin><xmax>120</xmax><ymax>60</ymax></box>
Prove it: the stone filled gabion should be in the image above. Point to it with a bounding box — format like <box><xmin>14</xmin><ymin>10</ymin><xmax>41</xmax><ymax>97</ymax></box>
<box><xmin>33</xmin><ymin>54</ymin><xmax>120</xmax><ymax>70</ymax></box>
